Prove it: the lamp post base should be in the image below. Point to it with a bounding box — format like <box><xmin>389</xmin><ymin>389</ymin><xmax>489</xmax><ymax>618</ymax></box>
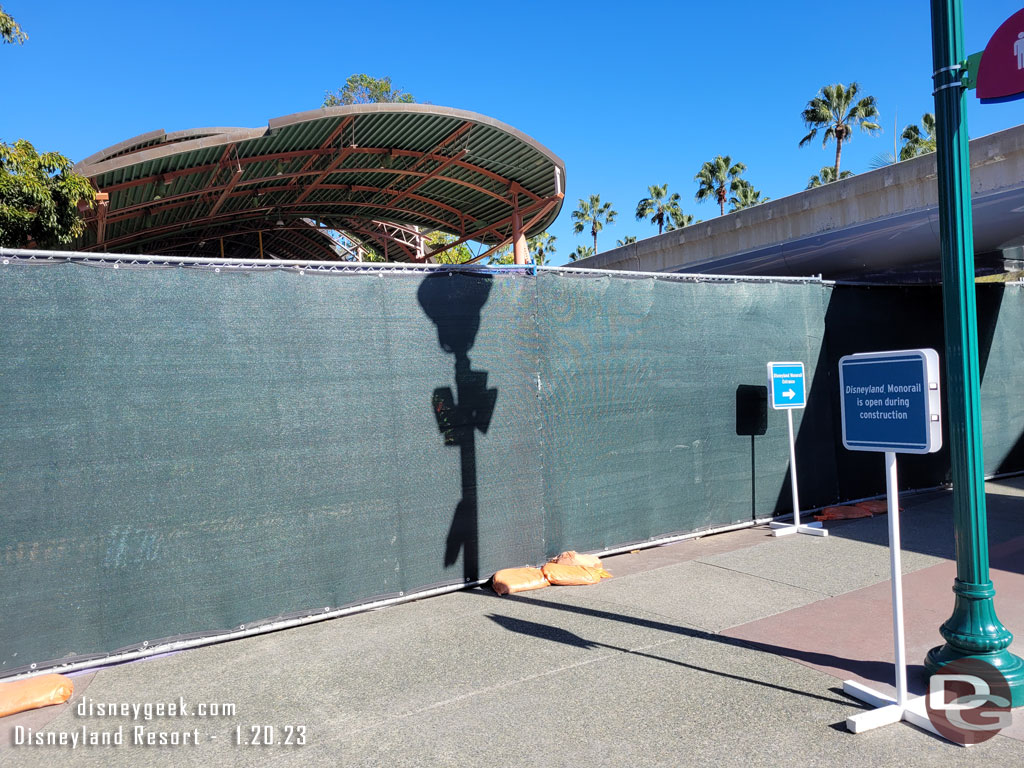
<box><xmin>925</xmin><ymin>644</ymin><xmax>1024</xmax><ymax>708</ymax></box>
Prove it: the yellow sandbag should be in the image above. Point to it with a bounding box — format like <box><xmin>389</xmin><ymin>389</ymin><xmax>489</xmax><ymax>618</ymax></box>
<box><xmin>550</xmin><ymin>550</ymin><xmax>604</xmax><ymax>568</ymax></box>
<box><xmin>0</xmin><ymin>674</ymin><xmax>74</xmax><ymax>718</ymax></box>
<box><xmin>492</xmin><ymin>567</ymin><xmax>550</xmax><ymax>595</ymax></box>
<box><xmin>541</xmin><ymin>562</ymin><xmax>612</xmax><ymax>586</ymax></box>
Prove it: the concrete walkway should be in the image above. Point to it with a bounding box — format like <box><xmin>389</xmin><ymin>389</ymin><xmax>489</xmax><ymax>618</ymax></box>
<box><xmin>4</xmin><ymin>479</ymin><xmax>1024</xmax><ymax>767</ymax></box>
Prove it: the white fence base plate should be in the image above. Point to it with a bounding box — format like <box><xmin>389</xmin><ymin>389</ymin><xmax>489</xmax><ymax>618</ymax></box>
<box><xmin>843</xmin><ymin>679</ymin><xmax>956</xmax><ymax>743</ymax></box>
<box><xmin>769</xmin><ymin>520</ymin><xmax>828</xmax><ymax>537</ymax></box>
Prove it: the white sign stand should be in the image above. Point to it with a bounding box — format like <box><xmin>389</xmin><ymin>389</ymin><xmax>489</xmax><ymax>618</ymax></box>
<box><xmin>837</xmin><ymin>349</ymin><xmax>948</xmax><ymax>740</ymax></box>
<box><xmin>766</xmin><ymin>361</ymin><xmax>827</xmax><ymax>538</ymax></box>
<box><xmin>769</xmin><ymin>409</ymin><xmax>828</xmax><ymax>537</ymax></box>
<box><xmin>842</xmin><ymin>452</ymin><xmax>943</xmax><ymax>738</ymax></box>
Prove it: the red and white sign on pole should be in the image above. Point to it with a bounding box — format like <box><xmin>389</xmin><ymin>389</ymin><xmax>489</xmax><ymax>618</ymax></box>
<box><xmin>977</xmin><ymin>8</ymin><xmax>1024</xmax><ymax>103</ymax></box>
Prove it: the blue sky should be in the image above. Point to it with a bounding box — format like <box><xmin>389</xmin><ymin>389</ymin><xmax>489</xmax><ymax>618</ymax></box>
<box><xmin>3</xmin><ymin>1</ymin><xmax>1023</xmax><ymax>264</ymax></box>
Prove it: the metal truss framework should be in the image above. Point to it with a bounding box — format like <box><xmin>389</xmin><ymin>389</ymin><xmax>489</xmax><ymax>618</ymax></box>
<box><xmin>75</xmin><ymin>107</ymin><xmax>565</xmax><ymax>265</ymax></box>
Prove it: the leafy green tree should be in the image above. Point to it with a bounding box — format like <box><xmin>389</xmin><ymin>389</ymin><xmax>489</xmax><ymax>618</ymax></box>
<box><xmin>572</xmin><ymin>194</ymin><xmax>616</xmax><ymax>254</ymax></box>
<box><xmin>1</xmin><ymin>6</ymin><xmax>27</xmax><ymax>44</ymax></box>
<box><xmin>570</xmin><ymin>244</ymin><xmax>594</xmax><ymax>261</ymax></box>
<box><xmin>799</xmin><ymin>82</ymin><xmax>880</xmax><ymax>177</ymax></box>
<box><xmin>729</xmin><ymin>180</ymin><xmax>768</xmax><ymax>211</ymax></box>
<box><xmin>426</xmin><ymin>231</ymin><xmax>473</xmax><ymax>264</ymax></box>
<box><xmin>665</xmin><ymin>209</ymin><xmax>695</xmax><ymax>231</ymax></box>
<box><xmin>323</xmin><ymin>74</ymin><xmax>415</xmax><ymax>107</ymax></box>
<box><xmin>635</xmin><ymin>183</ymin><xmax>683</xmax><ymax>235</ymax></box>
<box><xmin>899</xmin><ymin>113</ymin><xmax>936</xmax><ymax>161</ymax></box>
<box><xmin>488</xmin><ymin>234</ymin><xmax>555</xmax><ymax>266</ymax></box>
<box><xmin>487</xmin><ymin>245</ymin><xmax>514</xmax><ymax>265</ymax></box>
<box><xmin>806</xmin><ymin>166</ymin><xmax>854</xmax><ymax>189</ymax></box>
<box><xmin>616</xmin><ymin>235</ymin><xmax>637</xmax><ymax>246</ymax></box>
<box><xmin>694</xmin><ymin>156</ymin><xmax>746</xmax><ymax>216</ymax></box>
<box><xmin>528</xmin><ymin>231</ymin><xmax>556</xmax><ymax>265</ymax></box>
<box><xmin>0</xmin><ymin>139</ymin><xmax>94</xmax><ymax>248</ymax></box>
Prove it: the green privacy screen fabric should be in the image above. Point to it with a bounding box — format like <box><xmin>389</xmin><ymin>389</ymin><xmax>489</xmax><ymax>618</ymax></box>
<box><xmin>536</xmin><ymin>273</ymin><xmax>829</xmax><ymax>552</ymax></box>
<box><xmin>2</xmin><ymin>258</ymin><xmax>1022</xmax><ymax>675</ymax></box>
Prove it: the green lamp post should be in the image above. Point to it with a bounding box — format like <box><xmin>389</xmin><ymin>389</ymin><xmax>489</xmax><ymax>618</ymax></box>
<box><xmin>925</xmin><ymin>0</ymin><xmax>1024</xmax><ymax>706</ymax></box>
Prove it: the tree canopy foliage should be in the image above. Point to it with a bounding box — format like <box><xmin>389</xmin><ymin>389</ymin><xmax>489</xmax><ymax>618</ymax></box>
<box><xmin>487</xmin><ymin>232</ymin><xmax>555</xmax><ymax>265</ymax></box>
<box><xmin>635</xmin><ymin>183</ymin><xmax>683</xmax><ymax>235</ymax></box>
<box><xmin>571</xmin><ymin>244</ymin><xmax>594</xmax><ymax>261</ymax></box>
<box><xmin>323</xmin><ymin>74</ymin><xmax>415</xmax><ymax>107</ymax></box>
<box><xmin>0</xmin><ymin>139</ymin><xmax>94</xmax><ymax>248</ymax></box>
<box><xmin>572</xmin><ymin>194</ymin><xmax>616</xmax><ymax>254</ymax></box>
<box><xmin>899</xmin><ymin>113</ymin><xmax>936</xmax><ymax>161</ymax></box>
<box><xmin>528</xmin><ymin>231</ymin><xmax>556</xmax><ymax>265</ymax></box>
<box><xmin>695</xmin><ymin>156</ymin><xmax>746</xmax><ymax>216</ymax></box>
<box><xmin>426</xmin><ymin>231</ymin><xmax>473</xmax><ymax>264</ymax></box>
<box><xmin>799</xmin><ymin>82</ymin><xmax>880</xmax><ymax>177</ymax></box>
<box><xmin>665</xmin><ymin>209</ymin><xmax>695</xmax><ymax>230</ymax></box>
<box><xmin>1</xmin><ymin>6</ymin><xmax>27</xmax><ymax>45</ymax></box>
<box><xmin>729</xmin><ymin>180</ymin><xmax>768</xmax><ymax>211</ymax></box>
<box><xmin>806</xmin><ymin>166</ymin><xmax>854</xmax><ymax>189</ymax></box>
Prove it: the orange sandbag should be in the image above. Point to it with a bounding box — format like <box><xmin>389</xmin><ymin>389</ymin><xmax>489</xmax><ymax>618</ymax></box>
<box><xmin>550</xmin><ymin>550</ymin><xmax>604</xmax><ymax>568</ymax></box>
<box><xmin>541</xmin><ymin>562</ymin><xmax>612</xmax><ymax>586</ymax></box>
<box><xmin>492</xmin><ymin>567</ymin><xmax>550</xmax><ymax>595</ymax></box>
<box><xmin>858</xmin><ymin>499</ymin><xmax>899</xmax><ymax>514</ymax></box>
<box><xmin>0</xmin><ymin>674</ymin><xmax>74</xmax><ymax>718</ymax></box>
<box><xmin>814</xmin><ymin>504</ymin><xmax>874</xmax><ymax>521</ymax></box>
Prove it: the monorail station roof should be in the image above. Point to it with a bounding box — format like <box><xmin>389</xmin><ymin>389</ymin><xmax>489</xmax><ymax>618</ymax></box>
<box><xmin>73</xmin><ymin>104</ymin><xmax>566</xmax><ymax>262</ymax></box>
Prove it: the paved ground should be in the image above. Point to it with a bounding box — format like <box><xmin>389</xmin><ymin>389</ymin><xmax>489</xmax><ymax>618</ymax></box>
<box><xmin>3</xmin><ymin>479</ymin><xmax>1024</xmax><ymax>767</ymax></box>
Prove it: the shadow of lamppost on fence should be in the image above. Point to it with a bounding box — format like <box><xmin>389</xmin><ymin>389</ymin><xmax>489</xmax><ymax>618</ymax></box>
<box><xmin>418</xmin><ymin>273</ymin><xmax>498</xmax><ymax>584</ymax></box>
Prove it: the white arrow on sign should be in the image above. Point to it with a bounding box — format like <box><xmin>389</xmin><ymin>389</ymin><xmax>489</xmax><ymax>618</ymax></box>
<box><xmin>783</xmin><ymin>389</ymin><xmax>795</xmax><ymax>400</ymax></box>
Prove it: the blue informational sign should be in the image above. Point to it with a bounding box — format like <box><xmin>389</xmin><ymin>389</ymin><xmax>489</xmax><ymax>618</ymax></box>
<box><xmin>767</xmin><ymin>362</ymin><xmax>806</xmax><ymax>410</ymax></box>
<box><xmin>839</xmin><ymin>349</ymin><xmax>942</xmax><ymax>454</ymax></box>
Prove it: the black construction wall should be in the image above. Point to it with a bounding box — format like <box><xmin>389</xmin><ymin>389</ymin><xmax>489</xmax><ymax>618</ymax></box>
<box><xmin>1</xmin><ymin>262</ymin><xmax>1022</xmax><ymax>676</ymax></box>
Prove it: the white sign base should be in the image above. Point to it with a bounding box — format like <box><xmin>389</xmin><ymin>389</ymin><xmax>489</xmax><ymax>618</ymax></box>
<box><xmin>769</xmin><ymin>520</ymin><xmax>827</xmax><ymax>537</ymax></box>
<box><xmin>770</xmin><ymin>409</ymin><xmax>828</xmax><ymax>538</ymax></box>
<box><xmin>843</xmin><ymin>680</ymin><xmax>941</xmax><ymax>736</ymax></box>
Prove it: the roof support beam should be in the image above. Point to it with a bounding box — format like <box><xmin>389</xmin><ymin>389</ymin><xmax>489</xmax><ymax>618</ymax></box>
<box><xmin>293</xmin><ymin>147</ymin><xmax>355</xmax><ymax>205</ymax></box>
<box><xmin>420</xmin><ymin>195</ymin><xmax>561</xmax><ymax>260</ymax></box>
<box><xmin>205</xmin><ymin>144</ymin><xmax>243</xmax><ymax>218</ymax></box>
<box><xmin>388</xmin><ymin>149</ymin><xmax>468</xmax><ymax>208</ymax></box>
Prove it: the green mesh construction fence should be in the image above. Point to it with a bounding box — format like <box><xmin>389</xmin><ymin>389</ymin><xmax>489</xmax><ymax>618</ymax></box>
<box><xmin>1</xmin><ymin>255</ymin><xmax>1021</xmax><ymax>676</ymax></box>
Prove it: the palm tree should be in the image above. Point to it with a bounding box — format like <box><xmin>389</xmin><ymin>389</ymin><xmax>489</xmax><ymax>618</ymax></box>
<box><xmin>617</xmin><ymin>235</ymin><xmax>637</xmax><ymax>246</ymax></box>
<box><xmin>527</xmin><ymin>231</ymin><xmax>556</xmax><ymax>265</ymax></box>
<box><xmin>694</xmin><ymin>156</ymin><xmax>746</xmax><ymax>216</ymax></box>
<box><xmin>806</xmin><ymin>166</ymin><xmax>854</xmax><ymax>189</ymax></box>
<box><xmin>729</xmin><ymin>180</ymin><xmax>769</xmax><ymax>211</ymax></box>
<box><xmin>665</xmin><ymin>209</ymin><xmax>695</xmax><ymax>231</ymax></box>
<box><xmin>571</xmin><ymin>244</ymin><xmax>595</xmax><ymax>261</ymax></box>
<box><xmin>572</xmin><ymin>194</ymin><xmax>617</xmax><ymax>254</ymax></box>
<box><xmin>799</xmin><ymin>82</ymin><xmax>880</xmax><ymax>177</ymax></box>
<box><xmin>635</xmin><ymin>184</ymin><xmax>683</xmax><ymax>235</ymax></box>
<box><xmin>899</xmin><ymin>113</ymin><xmax>937</xmax><ymax>161</ymax></box>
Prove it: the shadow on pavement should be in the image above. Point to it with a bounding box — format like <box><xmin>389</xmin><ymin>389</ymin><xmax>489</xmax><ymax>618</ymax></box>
<box><xmin>474</xmin><ymin>591</ymin><xmax>910</xmax><ymax>703</ymax></box>
<box><xmin>487</xmin><ymin>613</ymin><xmax>852</xmax><ymax>706</ymax></box>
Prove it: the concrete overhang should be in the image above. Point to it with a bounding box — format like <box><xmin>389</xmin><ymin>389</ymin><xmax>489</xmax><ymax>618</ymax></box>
<box><xmin>577</xmin><ymin>124</ymin><xmax>1024</xmax><ymax>283</ymax></box>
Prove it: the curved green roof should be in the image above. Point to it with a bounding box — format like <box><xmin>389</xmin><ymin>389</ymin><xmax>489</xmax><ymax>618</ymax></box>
<box><xmin>75</xmin><ymin>104</ymin><xmax>566</xmax><ymax>262</ymax></box>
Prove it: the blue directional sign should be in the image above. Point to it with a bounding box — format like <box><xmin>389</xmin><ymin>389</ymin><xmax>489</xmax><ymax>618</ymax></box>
<box><xmin>767</xmin><ymin>362</ymin><xmax>806</xmax><ymax>410</ymax></box>
<box><xmin>839</xmin><ymin>349</ymin><xmax>942</xmax><ymax>454</ymax></box>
